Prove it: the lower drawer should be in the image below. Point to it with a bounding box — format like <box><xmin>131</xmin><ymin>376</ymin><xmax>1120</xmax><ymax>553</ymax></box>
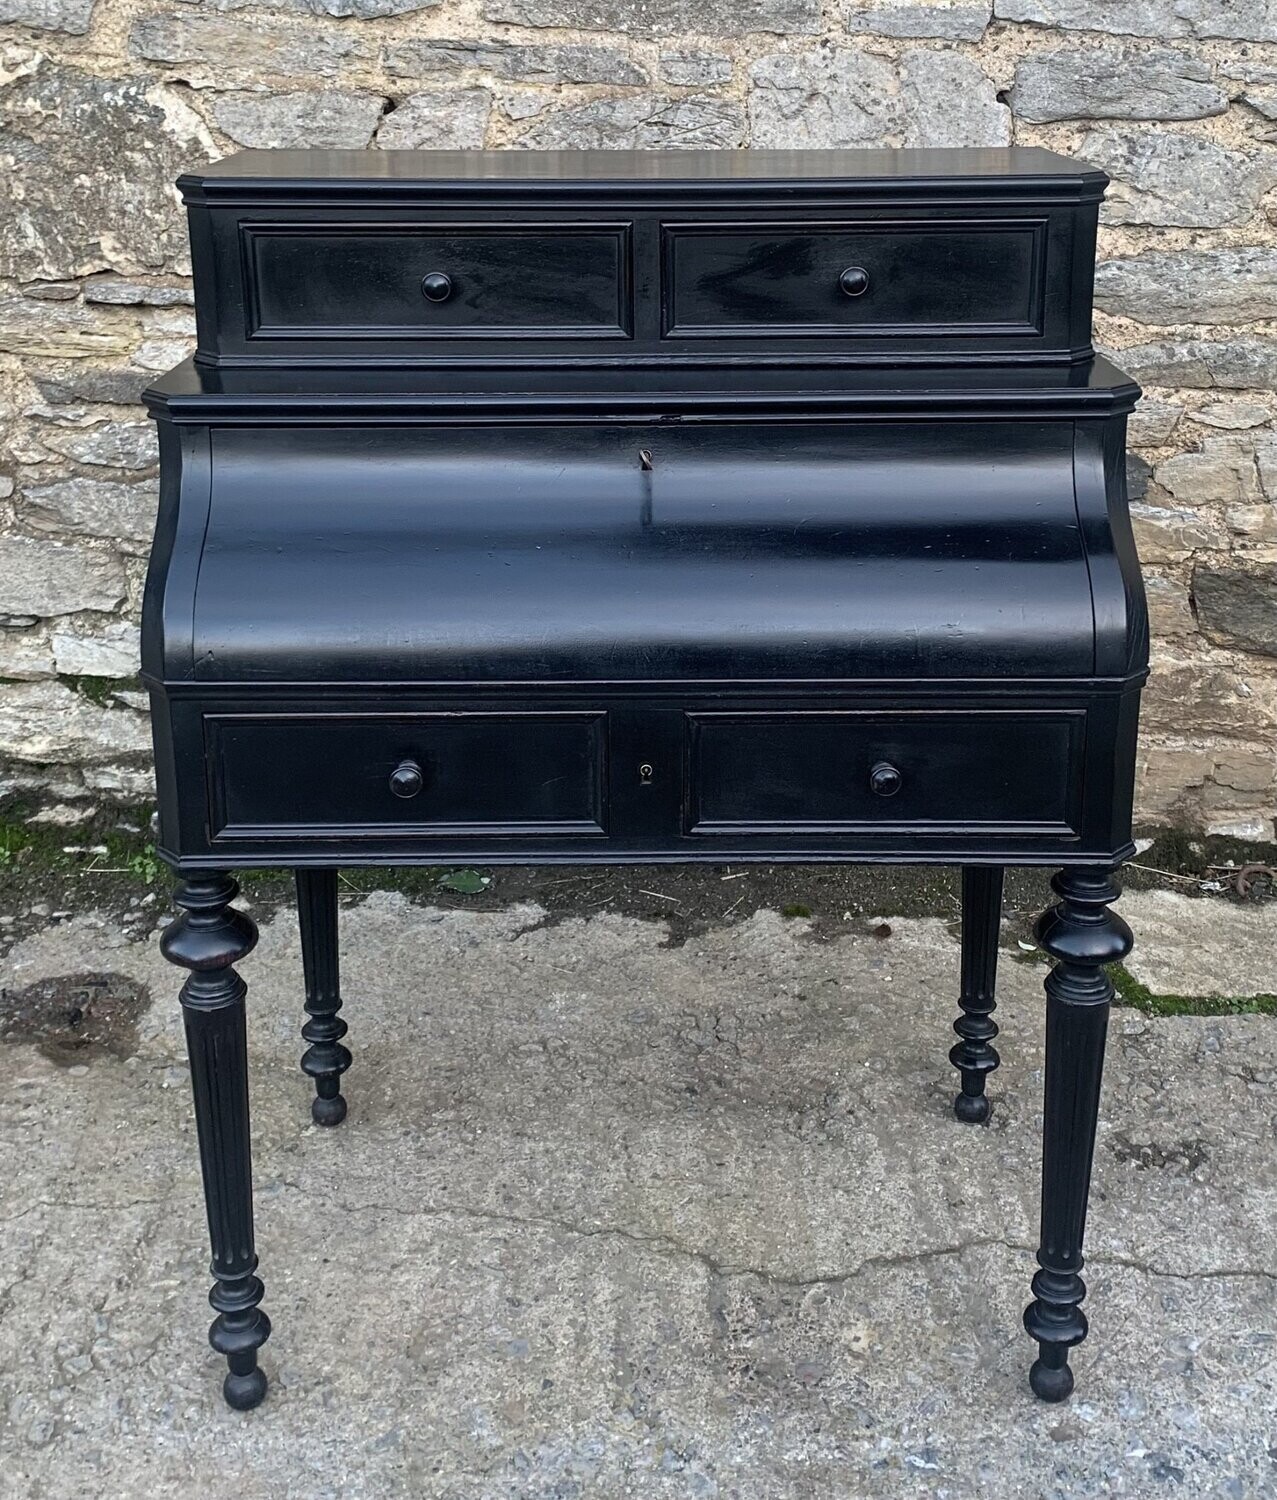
<box><xmin>165</xmin><ymin>693</ymin><xmax>1122</xmax><ymax>863</ymax></box>
<box><xmin>205</xmin><ymin>711</ymin><xmax>607</xmax><ymax>841</ymax></box>
<box><xmin>686</xmin><ymin>710</ymin><xmax>1085</xmax><ymax>836</ymax></box>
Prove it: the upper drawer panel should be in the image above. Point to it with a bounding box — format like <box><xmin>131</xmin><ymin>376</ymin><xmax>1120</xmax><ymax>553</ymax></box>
<box><xmin>662</xmin><ymin>219</ymin><xmax>1045</xmax><ymax>339</ymax></box>
<box><xmin>182</xmin><ymin>152</ymin><xmax>1104</xmax><ymax>364</ymax></box>
<box><xmin>242</xmin><ymin>222</ymin><xmax>632</xmax><ymax>342</ymax></box>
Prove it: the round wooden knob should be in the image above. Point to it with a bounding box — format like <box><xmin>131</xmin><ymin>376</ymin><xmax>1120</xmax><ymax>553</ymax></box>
<box><xmin>420</xmin><ymin>271</ymin><xmax>453</xmax><ymax>303</ymax></box>
<box><xmin>839</xmin><ymin>266</ymin><xmax>870</xmax><ymax>298</ymax></box>
<box><xmin>869</xmin><ymin>761</ymin><xmax>902</xmax><ymax>798</ymax></box>
<box><xmin>389</xmin><ymin>760</ymin><xmax>424</xmax><ymax>799</ymax></box>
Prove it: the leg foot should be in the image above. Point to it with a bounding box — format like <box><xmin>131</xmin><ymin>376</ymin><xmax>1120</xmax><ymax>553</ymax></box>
<box><xmin>951</xmin><ymin>866</ymin><xmax>1003</xmax><ymax>1123</ymax></box>
<box><xmin>162</xmin><ymin>873</ymin><xmax>271</xmax><ymax>1409</ymax></box>
<box><xmin>224</xmin><ymin>1366</ymin><xmax>269</xmax><ymax>1411</ymax></box>
<box><xmin>311</xmin><ymin>1092</ymin><xmax>348</xmax><ymax>1127</ymax></box>
<box><xmin>953</xmin><ymin>1090</ymin><xmax>991</xmax><ymax>1125</ymax></box>
<box><xmin>297</xmin><ymin>869</ymin><xmax>350</xmax><ymax>1127</ymax></box>
<box><xmin>1022</xmin><ymin>867</ymin><xmax>1131</xmax><ymax>1402</ymax></box>
<box><xmin>1028</xmin><ymin>1350</ymin><xmax>1075</xmax><ymax>1403</ymax></box>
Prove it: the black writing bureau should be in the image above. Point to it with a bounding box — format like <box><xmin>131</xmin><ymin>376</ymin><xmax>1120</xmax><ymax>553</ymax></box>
<box><xmin>141</xmin><ymin>148</ymin><xmax>1147</xmax><ymax>1412</ymax></box>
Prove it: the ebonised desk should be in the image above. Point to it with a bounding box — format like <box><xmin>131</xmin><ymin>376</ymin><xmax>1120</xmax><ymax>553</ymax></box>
<box><xmin>142</xmin><ymin>148</ymin><xmax>1147</xmax><ymax>1412</ymax></box>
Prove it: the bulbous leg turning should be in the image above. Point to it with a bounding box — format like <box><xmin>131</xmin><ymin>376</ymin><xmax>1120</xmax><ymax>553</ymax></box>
<box><xmin>1023</xmin><ymin>866</ymin><xmax>1132</xmax><ymax>1402</ymax></box>
<box><xmin>163</xmin><ymin>873</ymin><xmax>270</xmax><ymax>1410</ymax></box>
<box><xmin>951</xmin><ymin>866</ymin><xmax>1003</xmax><ymax>1123</ymax></box>
<box><xmin>213</xmin><ymin>1272</ymin><xmax>272</xmax><ymax>1409</ymax></box>
<box><xmin>296</xmin><ymin>869</ymin><xmax>350</xmax><ymax>1127</ymax></box>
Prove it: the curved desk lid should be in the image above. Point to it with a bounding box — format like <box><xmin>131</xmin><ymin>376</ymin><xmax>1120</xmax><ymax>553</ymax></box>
<box><xmin>163</xmin><ymin>419</ymin><xmax>1109</xmax><ymax>684</ymax></box>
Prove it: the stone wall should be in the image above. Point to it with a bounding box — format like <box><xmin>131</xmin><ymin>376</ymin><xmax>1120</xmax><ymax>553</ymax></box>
<box><xmin>1</xmin><ymin>0</ymin><xmax>1276</xmax><ymax>836</ymax></box>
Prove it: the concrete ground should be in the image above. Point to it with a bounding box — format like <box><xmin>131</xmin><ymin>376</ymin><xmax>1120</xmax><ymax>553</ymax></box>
<box><xmin>0</xmin><ymin>880</ymin><xmax>1274</xmax><ymax>1499</ymax></box>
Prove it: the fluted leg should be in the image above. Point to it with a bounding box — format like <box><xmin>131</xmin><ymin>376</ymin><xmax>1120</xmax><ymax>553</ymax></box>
<box><xmin>951</xmin><ymin>865</ymin><xmax>1003</xmax><ymax>1123</ymax></box>
<box><xmin>1023</xmin><ymin>867</ymin><xmax>1132</xmax><ymax>1402</ymax></box>
<box><xmin>162</xmin><ymin>873</ymin><xmax>271</xmax><ymax>1411</ymax></box>
<box><xmin>296</xmin><ymin>869</ymin><xmax>350</xmax><ymax>1127</ymax></box>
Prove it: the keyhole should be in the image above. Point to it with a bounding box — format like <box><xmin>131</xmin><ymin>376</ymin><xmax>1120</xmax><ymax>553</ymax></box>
<box><xmin>638</xmin><ymin>762</ymin><xmax>654</xmax><ymax>785</ymax></box>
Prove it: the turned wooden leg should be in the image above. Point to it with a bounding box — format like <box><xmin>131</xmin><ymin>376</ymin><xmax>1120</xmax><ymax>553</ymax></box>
<box><xmin>951</xmin><ymin>865</ymin><xmax>1003</xmax><ymax>1123</ymax></box>
<box><xmin>1023</xmin><ymin>867</ymin><xmax>1132</xmax><ymax>1402</ymax></box>
<box><xmin>162</xmin><ymin>873</ymin><xmax>271</xmax><ymax>1411</ymax></box>
<box><xmin>296</xmin><ymin>868</ymin><xmax>350</xmax><ymax>1127</ymax></box>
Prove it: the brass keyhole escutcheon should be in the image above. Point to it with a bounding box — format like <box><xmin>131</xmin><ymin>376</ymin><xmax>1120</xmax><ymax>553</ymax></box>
<box><xmin>639</xmin><ymin>762</ymin><xmax>654</xmax><ymax>785</ymax></box>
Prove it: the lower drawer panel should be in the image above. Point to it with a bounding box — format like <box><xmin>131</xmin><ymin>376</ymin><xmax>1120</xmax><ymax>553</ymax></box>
<box><xmin>206</xmin><ymin>711</ymin><xmax>607</xmax><ymax>841</ymax></box>
<box><xmin>160</xmin><ymin>691</ymin><xmax>1127</xmax><ymax>864</ymax></box>
<box><xmin>686</xmin><ymin>710</ymin><xmax>1084</xmax><ymax>836</ymax></box>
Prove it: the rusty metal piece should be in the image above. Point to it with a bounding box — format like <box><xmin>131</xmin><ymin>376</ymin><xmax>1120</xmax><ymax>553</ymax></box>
<box><xmin>1234</xmin><ymin>863</ymin><xmax>1276</xmax><ymax>898</ymax></box>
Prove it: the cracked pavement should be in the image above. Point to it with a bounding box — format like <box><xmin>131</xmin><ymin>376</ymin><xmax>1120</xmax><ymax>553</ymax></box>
<box><xmin>1</xmin><ymin>886</ymin><xmax>1275</xmax><ymax>1498</ymax></box>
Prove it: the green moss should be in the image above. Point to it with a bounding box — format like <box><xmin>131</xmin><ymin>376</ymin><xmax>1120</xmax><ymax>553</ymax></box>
<box><xmin>781</xmin><ymin>902</ymin><xmax>813</xmax><ymax>919</ymax></box>
<box><xmin>1136</xmin><ymin>828</ymin><xmax>1277</xmax><ymax>884</ymax></box>
<box><xmin>1006</xmin><ymin>943</ymin><xmax>1274</xmax><ymax>1016</ymax></box>
<box><xmin>1011</xmin><ymin>946</ymin><xmax>1050</xmax><ymax>967</ymax></box>
<box><xmin>347</xmin><ymin>867</ymin><xmax>444</xmax><ymax>898</ymax></box>
<box><xmin>1107</xmin><ymin>962</ymin><xmax>1277</xmax><ymax>1018</ymax></box>
<box><xmin>58</xmin><ymin>675</ymin><xmax>137</xmax><ymax>707</ymax></box>
<box><xmin>0</xmin><ymin>811</ymin><xmax>165</xmax><ymax>887</ymax></box>
<box><xmin>0</xmin><ymin>816</ymin><xmax>74</xmax><ymax>873</ymax></box>
<box><xmin>0</xmin><ymin>823</ymin><xmax>25</xmax><ymax>868</ymax></box>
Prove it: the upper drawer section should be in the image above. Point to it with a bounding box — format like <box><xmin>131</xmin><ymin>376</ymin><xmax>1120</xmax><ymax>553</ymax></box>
<box><xmin>663</xmin><ymin>220</ymin><xmax>1043</xmax><ymax>340</ymax></box>
<box><xmin>181</xmin><ymin>147</ymin><xmax>1105</xmax><ymax>366</ymax></box>
<box><xmin>244</xmin><ymin>222</ymin><xmax>632</xmax><ymax>343</ymax></box>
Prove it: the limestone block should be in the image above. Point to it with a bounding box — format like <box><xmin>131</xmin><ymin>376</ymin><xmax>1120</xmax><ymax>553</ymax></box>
<box><xmin>20</xmin><ymin>478</ymin><xmax>158</xmax><ymax>547</ymax></box>
<box><xmin>51</xmin><ymin>620</ymin><xmax>142</xmax><ymax>678</ymax></box>
<box><xmin>0</xmin><ymin>537</ymin><xmax>126</xmax><ymax>617</ymax></box>
<box><xmin>1095</xmin><ymin>249</ymin><xmax>1277</xmax><ymax>325</ymax></box>
<box><xmin>211</xmin><ymin>91</ymin><xmax>387</xmax><ymax>150</ymax></box>
<box><xmin>513</xmin><ymin>93</ymin><xmax>745</xmax><ymax>149</ymax></box>
<box><xmin>0</xmin><ymin>64</ymin><xmax>213</xmax><ymax>280</ymax></box>
<box><xmin>843</xmin><ymin>0</ymin><xmax>991</xmax><ymax>39</ymax></box>
<box><xmin>1013</xmin><ymin>47</ymin><xmax>1227</xmax><ymax>124</ymax></box>
<box><xmin>1193</xmin><ymin>565</ymin><xmax>1277</xmax><ymax>656</ymax></box>
<box><xmin>0</xmin><ymin>680</ymin><xmax>151</xmax><ymax>763</ymax></box>
<box><xmin>374</xmin><ymin>90</ymin><xmax>492</xmax><ymax>149</ymax></box>
<box><xmin>482</xmin><ymin>0</ymin><xmax>819</xmax><ymax>34</ymax></box>
<box><xmin>1081</xmin><ymin>129</ymin><xmax>1275</xmax><ymax>228</ymax></box>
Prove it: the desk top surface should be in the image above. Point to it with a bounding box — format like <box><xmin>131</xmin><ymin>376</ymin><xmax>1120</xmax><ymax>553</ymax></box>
<box><xmin>145</xmin><ymin>355</ymin><xmax>1140</xmax><ymax>422</ymax></box>
<box><xmin>181</xmin><ymin>147</ymin><xmax>1106</xmax><ymax>199</ymax></box>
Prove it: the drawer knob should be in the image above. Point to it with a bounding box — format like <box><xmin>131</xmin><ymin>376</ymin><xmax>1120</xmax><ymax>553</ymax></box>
<box><xmin>869</xmin><ymin>761</ymin><xmax>902</xmax><ymax>798</ymax></box>
<box><xmin>389</xmin><ymin>759</ymin><xmax>424</xmax><ymax>799</ymax></box>
<box><xmin>420</xmin><ymin>271</ymin><xmax>453</xmax><ymax>303</ymax></box>
<box><xmin>839</xmin><ymin>266</ymin><xmax>870</xmax><ymax>298</ymax></box>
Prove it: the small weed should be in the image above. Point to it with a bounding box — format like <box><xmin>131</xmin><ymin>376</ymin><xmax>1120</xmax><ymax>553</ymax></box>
<box><xmin>781</xmin><ymin>902</ymin><xmax>813</xmax><ymax>919</ymax></box>
<box><xmin>437</xmin><ymin>869</ymin><xmax>491</xmax><ymax>895</ymax></box>
<box><xmin>126</xmin><ymin>849</ymin><xmax>163</xmax><ymax>885</ymax></box>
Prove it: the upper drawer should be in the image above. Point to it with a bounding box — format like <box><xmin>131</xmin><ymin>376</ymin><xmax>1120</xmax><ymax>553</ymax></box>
<box><xmin>182</xmin><ymin>153</ymin><xmax>1106</xmax><ymax>365</ymax></box>
<box><xmin>240</xmin><ymin>221</ymin><xmax>632</xmax><ymax>343</ymax></box>
<box><xmin>663</xmin><ymin>220</ymin><xmax>1046</xmax><ymax>340</ymax></box>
